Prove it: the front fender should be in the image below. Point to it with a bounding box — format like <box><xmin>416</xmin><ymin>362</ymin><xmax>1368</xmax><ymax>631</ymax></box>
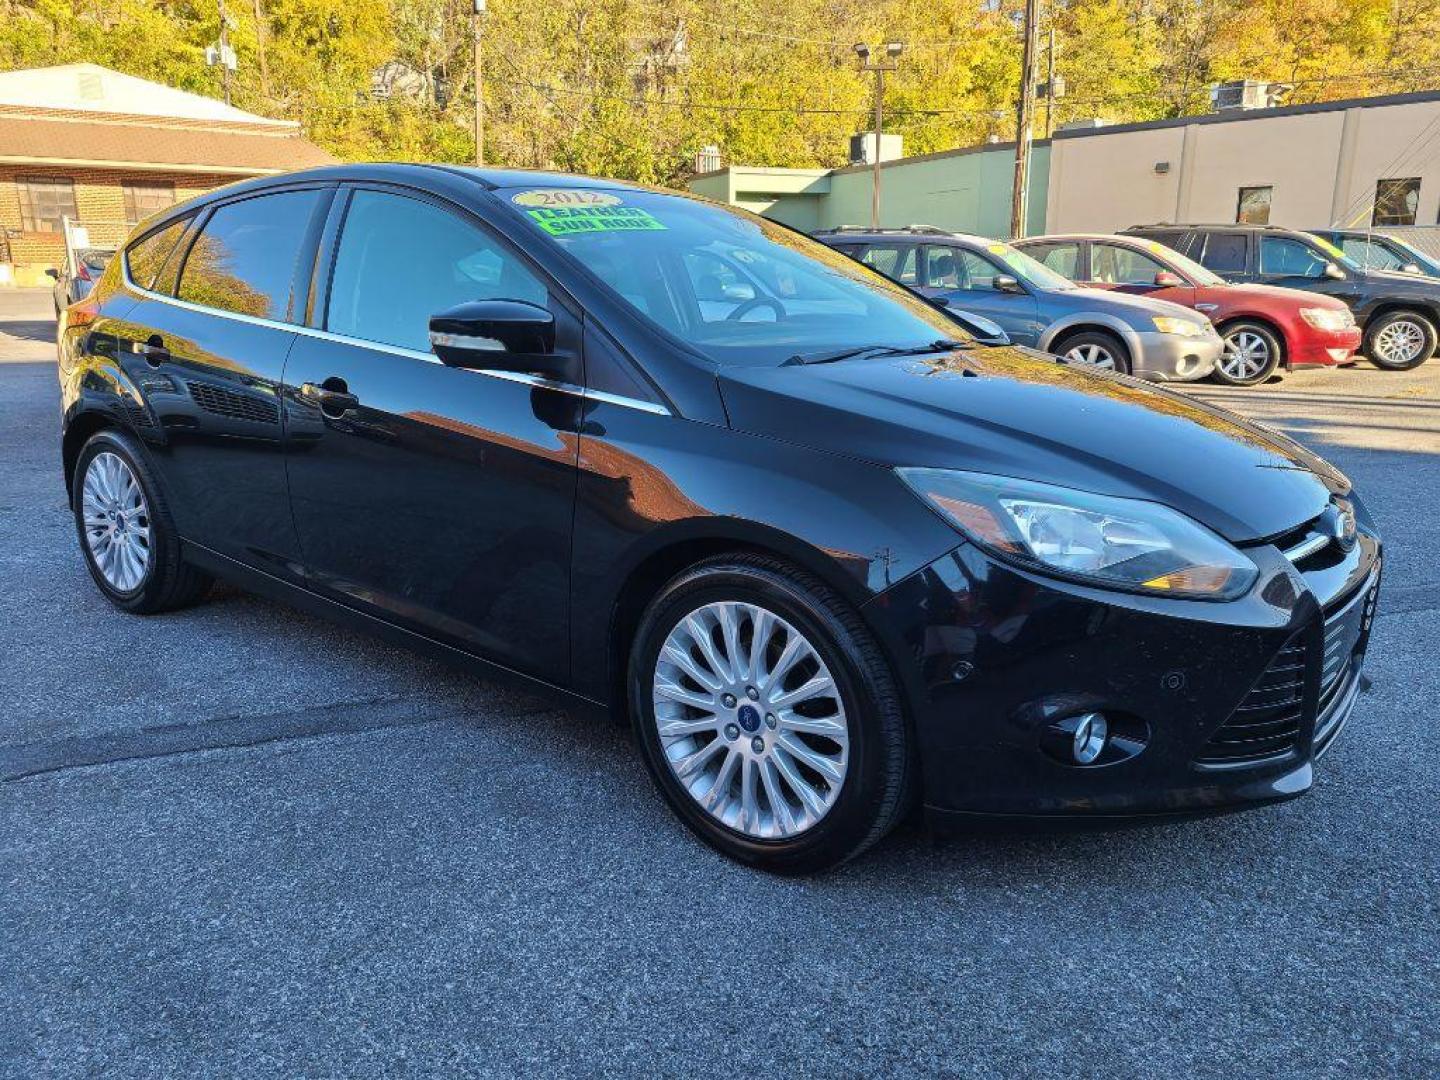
<box><xmin>1036</xmin><ymin>311</ymin><xmax>1144</xmax><ymax>358</ymax></box>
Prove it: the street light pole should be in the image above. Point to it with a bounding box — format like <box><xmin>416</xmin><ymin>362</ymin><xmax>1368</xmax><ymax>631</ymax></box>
<box><xmin>473</xmin><ymin>0</ymin><xmax>487</xmax><ymax>166</ymax></box>
<box><xmin>1009</xmin><ymin>0</ymin><xmax>1040</xmax><ymax>239</ymax></box>
<box><xmin>855</xmin><ymin>42</ymin><xmax>903</xmax><ymax>230</ymax></box>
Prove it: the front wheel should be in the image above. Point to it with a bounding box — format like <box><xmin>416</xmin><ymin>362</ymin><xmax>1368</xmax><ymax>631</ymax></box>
<box><xmin>1365</xmin><ymin>311</ymin><xmax>1436</xmax><ymax>370</ymax></box>
<box><xmin>629</xmin><ymin>555</ymin><xmax>913</xmax><ymax>873</ymax></box>
<box><xmin>1055</xmin><ymin>330</ymin><xmax>1132</xmax><ymax>375</ymax></box>
<box><xmin>1214</xmin><ymin>321</ymin><xmax>1282</xmax><ymax>385</ymax></box>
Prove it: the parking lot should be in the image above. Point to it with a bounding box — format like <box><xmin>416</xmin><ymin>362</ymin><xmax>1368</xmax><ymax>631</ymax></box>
<box><xmin>2</xmin><ymin>285</ymin><xmax>1437</xmax><ymax>1078</ymax></box>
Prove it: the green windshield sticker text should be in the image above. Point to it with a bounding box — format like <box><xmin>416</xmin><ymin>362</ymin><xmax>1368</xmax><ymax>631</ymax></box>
<box><xmin>526</xmin><ymin>206</ymin><xmax>667</xmax><ymax>235</ymax></box>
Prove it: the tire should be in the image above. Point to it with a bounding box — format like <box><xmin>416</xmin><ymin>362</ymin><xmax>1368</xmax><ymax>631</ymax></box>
<box><xmin>1054</xmin><ymin>330</ymin><xmax>1132</xmax><ymax>375</ymax></box>
<box><xmin>1213</xmin><ymin>321</ymin><xmax>1283</xmax><ymax>386</ymax></box>
<box><xmin>1364</xmin><ymin>310</ymin><xmax>1437</xmax><ymax>371</ymax></box>
<box><xmin>629</xmin><ymin>553</ymin><xmax>913</xmax><ymax>874</ymax></box>
<box><xmin>72</xmin><ymin>429</ymin><xmax>213</xmax><ymax>614</ymax></box>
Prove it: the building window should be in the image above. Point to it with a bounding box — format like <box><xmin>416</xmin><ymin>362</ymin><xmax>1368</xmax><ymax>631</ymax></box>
<box><xmin>1236</xmin><ymin>186</ymin><xmax>1272</xmax><ymax>225</ymax></box>
<box><xmin>1372</xmin><ymin>178</ymin><xmax>1420</xmax><ymax>227</ymax></box>
<box><xmin>123</xmin><ymin>180</ymin><xmax>177</xmax><ymax>225</ymax></box>
<box><xmin>17</xmin><ymin>175</ymin><xmax>78</xmax><ymax>232</ymax></box>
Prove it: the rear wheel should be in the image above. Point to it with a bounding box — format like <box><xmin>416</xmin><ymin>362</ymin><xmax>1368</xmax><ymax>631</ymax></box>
<box><xmin>1364</xmin><ymin>310</ymin><xmax>1436</xmax><ymax>370</ymax></box>
<box><xmin>630</xmin><ymin>554</ymin><xmax>913</xmax><ymax>873</ymax></box>
<box><xmin>1214</xmin><ymin>321</ymin><xmax>1282</xmax><ymax>385</ymax></box>
<box><xmin>1055</xmin><ymin>330</ymin><xmax>1132</xmax><ymax>375</ymax></box>
<box><xmin>73</xmin><ymin>430</ymin><xmax>212</xmax><ymax>613</ymax></box>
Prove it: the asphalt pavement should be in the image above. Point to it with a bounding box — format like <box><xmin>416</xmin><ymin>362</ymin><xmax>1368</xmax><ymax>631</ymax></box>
<box><xmin>2</xmin><ymin>287</ymin><xmax>1437</xmax><ymax>1078</ymax></box>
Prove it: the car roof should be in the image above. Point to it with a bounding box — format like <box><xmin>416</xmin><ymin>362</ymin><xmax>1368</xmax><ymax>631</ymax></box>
<box><xmin>1014</xmin><ymin>233</ymin><xmax>1153</xmax><ymax>244</ymax></box>
<box><xmin>1122</xmin><ymin>223</ymin><xmax>1305</xmax><ymax>233</ymax></box>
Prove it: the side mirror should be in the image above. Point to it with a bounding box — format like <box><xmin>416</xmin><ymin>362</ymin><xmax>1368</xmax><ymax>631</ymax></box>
<box><xmin>992</xmin><ymin>274</ymin><xmax>1024</xmax><ymax>294</ymax></box>
<box><xmin>928</xmin><ymin>296</ymin><xmax>952</xmax><ymax>308</ymax></box>
<box><xmin>45</xmin><ymin>268</ymin><xmax>60</xmax><ymax>280</ymax></box>
<box><xmin>428</xmin><ymin>299</ymin><xmax>557</xmax><ymax>374</ymax></box>
<box><xmin>1153</xmin><ymin>271</ymin><xmax>1185</xmax><ymax>287</ymax></box>
<box><xmin>1401</xmin><ymin>263</ymin><xmax>1422</xmax><ymax>275</ymax></box>
<box><xmin>1323</xmin><ymin>261</ymin><xmax>1346</xmax><ymax>281</ymax></box>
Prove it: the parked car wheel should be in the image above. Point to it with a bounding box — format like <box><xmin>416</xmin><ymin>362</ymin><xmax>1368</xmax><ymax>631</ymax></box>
<box><xmin>1055</xmin><ymin>330</ymin><xmax>1132</xmax><ymax>375</ymax></box>
<box><xmin>73</xmin><ymin>430</ymin><xmax>213</xmax><ymax>614</ymax></box>
<box><xmin>1214</xmin><ymin>321</ymin><xmax>1283</xmax><ymax>386</ymax></box>
<box><xmin>1364</xmin><ymin>310</ymin><xmax>1436</xmax><ymax>371</ymax></box>
<box><xmin>630</xmin><ymin>554</ymin><xmax>913</xmax><ymax>874</ymax></box>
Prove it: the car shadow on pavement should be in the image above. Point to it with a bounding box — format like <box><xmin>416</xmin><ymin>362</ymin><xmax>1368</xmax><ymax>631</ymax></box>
<box><xmin>0</xmin><ymin>319</ymin><xmax>58</xmax><ymax>343</ymax></box>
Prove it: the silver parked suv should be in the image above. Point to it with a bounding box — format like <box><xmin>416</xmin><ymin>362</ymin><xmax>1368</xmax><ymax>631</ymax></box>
<box><xmin>815</xmin><ymin>226</ymin><xmax>1221</xmax><ymax>381</ymax></box>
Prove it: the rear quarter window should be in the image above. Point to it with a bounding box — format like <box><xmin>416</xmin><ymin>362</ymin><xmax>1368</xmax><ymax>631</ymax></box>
<box><xmin>124</xmin><ymin>217</ymin><xmax>191</xmax><ymax>291</ymax></box>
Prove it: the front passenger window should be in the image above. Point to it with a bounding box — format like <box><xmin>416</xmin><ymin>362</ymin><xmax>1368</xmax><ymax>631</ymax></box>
<box><xmin>327</xmin><ymin>190</ymin><xmax>548</xmax><ymax>353</ymax></box>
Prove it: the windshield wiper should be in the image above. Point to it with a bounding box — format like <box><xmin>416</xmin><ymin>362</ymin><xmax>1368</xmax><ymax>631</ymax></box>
<box><xmin>784</xmin><ymin>339</ymin><xmax>967</xmax><ymax>366</ymax></box>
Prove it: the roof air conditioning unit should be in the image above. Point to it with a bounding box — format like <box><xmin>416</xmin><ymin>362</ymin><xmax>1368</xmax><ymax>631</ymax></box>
<box><xmin>849</xmin><ymin>132</ymin><xmax>903</xmax><ymax>166</ymax></box>
<box><xmin>1209</xmin><ymin>80</ymin><xmax>1290</xmax><ymax>112</ymax></box>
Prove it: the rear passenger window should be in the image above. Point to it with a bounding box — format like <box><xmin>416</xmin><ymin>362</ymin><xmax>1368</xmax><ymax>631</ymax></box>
<box><xmin>125</xmin><ymin>217</ymin><xmax>190</xmax><ymax>291</ymax></box>
<box><xmin>858</xmin><ymin>245</ymin><xmax>918</xmax><ymax>285</ymax></box>
<box><xmin>1198</xmin><ymin>233</ymin><xmax>1248</xmax><ymax>273</ymax></box>
<box><xmin>326</xmin><ymin>189</ymin><xmax>547</xmax><ymax>353</ymax></box>
<box><xmin>177</xmin><ymin>190</ymin><xmax>324</xmax><ymax>321</ymax></box>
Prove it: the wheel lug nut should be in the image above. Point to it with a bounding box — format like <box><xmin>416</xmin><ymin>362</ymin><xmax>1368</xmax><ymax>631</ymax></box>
<box><xmin>721</xmin><ymin>693</ymin><xmax>737</xmax><ymax>709</ymax></box>
<box><xmin>751</xmin><ymin>736</ymin><xmax>765</xmax><ymax>753</ymax></box>
<box><xmin>724</xmin><ymin>723</ymin><xmax>740</xmax><ymax>740</ymax></box>
<box><xmin>765</xmin><ymin>713</ymin><xmax>777</xmax><ymax>729</ymax></box>
<box><xmin>745</xmin><ymin>686</ymin><xmax>759</xmax><ymax>700</ymax></box>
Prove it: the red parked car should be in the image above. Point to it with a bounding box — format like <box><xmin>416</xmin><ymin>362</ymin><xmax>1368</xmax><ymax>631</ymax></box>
<box><xmin>1016</xmin><ymin>234</ymin><xmax>1362</xmax><ymax>386</ymax></box>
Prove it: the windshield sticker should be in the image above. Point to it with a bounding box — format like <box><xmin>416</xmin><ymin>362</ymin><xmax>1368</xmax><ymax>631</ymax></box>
<box><xmin>525</xmin><ymin>205</ymin><xmax>667</xmax><ymax>236</ymax></box>
<box><xmin>511</xmin><ymin>189</ymin><xmax>623</xmax><ymax>208</ymax></box>
<box><xmin>986</xmin><ymin>243</ymin><xmax>1008</xmax><ymax>255</ymax></box>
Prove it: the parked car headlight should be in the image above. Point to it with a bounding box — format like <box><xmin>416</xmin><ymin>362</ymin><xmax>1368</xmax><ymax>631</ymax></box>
<box><xmin>1152</xmin><ymin>315</ymin><xmax>1205</xmax><ymax>337</ymax></box>
<box><xmin>898</xmin><ymin>468</ymin><xmax>1258</xmax><ymax>600</ymax></box>
<box><xmin>1300</xmin><ymin>307</ymin><xmax>1355</xmax><ymax>330</ymax></box>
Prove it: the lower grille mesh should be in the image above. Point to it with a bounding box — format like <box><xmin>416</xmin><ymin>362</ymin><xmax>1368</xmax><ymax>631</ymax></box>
<box><xmin>1197</xmin><ymin>637</ymin><xmax>1306</xmax><ymax>765</ymax></box>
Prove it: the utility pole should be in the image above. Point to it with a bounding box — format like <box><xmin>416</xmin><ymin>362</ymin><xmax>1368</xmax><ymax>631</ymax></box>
<box><xmin>1044</xmin><ymin>27</ymin><xmax>1056</xmax><ymax>138</ymax></box>
<box><xmin>207</xmin><ymin>0</ymin><xmax>238</xmax><ymax>106</ymax></box>
<box><xmin>854</xmin><ymin>41</ymin><xmax>903</xmax><ymax>230</ymax></box>
<box><xmin>473</xmin><ymin>0</ymin><xmax>487</xmax><ymax>166</ymax></box>
<box><xmin>1009</xmin><ymin>0</ymin><xmax>1040</xmax><ymax>239</ymax></box>
<box><xmin>252</xmin><ymin>0</ymin><xmax>271</xmax><ymax>99</ymax></box>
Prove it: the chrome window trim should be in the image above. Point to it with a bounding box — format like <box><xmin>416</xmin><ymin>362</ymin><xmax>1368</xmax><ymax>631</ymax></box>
<box><xmin>119</xmin><ymin>263</ymin><xmax>671</xmax><ymax>417</ymax></box>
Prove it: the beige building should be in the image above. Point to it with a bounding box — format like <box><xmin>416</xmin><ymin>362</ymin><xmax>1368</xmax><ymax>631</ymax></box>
<box><xmin>0</xmin><ymin>64</ymin><xmax>333</xmax><ymax>285</ymax></box>
<box><xmin>1046</xmin><ymin>89</ymin><xmax>1440</xmax><ymax>236</ymax></box>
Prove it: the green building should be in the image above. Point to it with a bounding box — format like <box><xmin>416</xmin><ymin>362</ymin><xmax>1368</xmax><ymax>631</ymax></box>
<box><xmin>688</xmin><ymin>139</ymin><xmax>1050</xmax><ymax>238</ymax></box>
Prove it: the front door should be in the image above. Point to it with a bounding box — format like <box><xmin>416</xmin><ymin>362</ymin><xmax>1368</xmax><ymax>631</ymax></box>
<box><xmin>919</xmin><ymin>244</ymin><xmax>1041</xmax><ymax>346</ymax></box>
<box><xmin>104</xmin><ymin>187</ymin><xmax>331</xmax><ymax>575</ymax></box>
<box><xmin>282</xmin><ymin>186</ymin><xmax>581</xmax><ymax>683</ymax></box>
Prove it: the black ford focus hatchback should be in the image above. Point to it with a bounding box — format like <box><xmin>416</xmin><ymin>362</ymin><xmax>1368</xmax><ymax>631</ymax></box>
<box><xmin>58</xmin><ymin>165</ymin><xmax>1381</xmax><ymax>872</ymax></box>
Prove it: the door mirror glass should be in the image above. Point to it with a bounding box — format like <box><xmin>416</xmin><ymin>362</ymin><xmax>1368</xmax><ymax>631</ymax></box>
<box><xmin>993</xmin><ymin>274</ymin><xmax>1023</xmax><ymax>294</ymax></box>
<box><xmin>1323</xmin><ymin>261</ymin><xmax>1346</xmax><ymax>280</ymax></box>
<box><xmin>1153</xmin><ymin>271</ymin><xmax>1185</xmax><ymax>287</ymax></box>
<box><xmin>1401</xmin><ymin>262</ymin><xmax>1422</xmax><ymax>275</ymax></box>
<box><xmin>45</xmin><ymin>267</ymin><xmax>60</xmax><ymax>280</ymax></box>
<box><xmin>429</xmin><ymin>299</ymin><xmax>557</xmax><ymax>371</ymax></box>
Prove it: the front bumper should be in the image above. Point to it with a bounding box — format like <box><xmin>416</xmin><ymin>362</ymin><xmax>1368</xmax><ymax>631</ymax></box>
<box><xmin>1131</xmin><ymin>331</ymin><xmax>1221</xmax><ymax>383</ymax></box>
<box><xmin>861</xmin><ymin>504</ymin><xmax>1381</xmax><ymax>824</ymax></box>
<box><xmin>1290</xmin><ymin>326</ymin><xmax>1362</xmax><ymax>368</ymax></box>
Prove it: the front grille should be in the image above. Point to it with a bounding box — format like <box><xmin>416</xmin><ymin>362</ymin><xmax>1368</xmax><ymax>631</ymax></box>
<box><xmin>1196</xmin><ymin>636</ymin><xmax>1307</xmax><ymax>766</ymax></box>
<box><xmin>187</xmin><ymin>381</ymin><xmax>280</xmax><ymax>425</ymax></box>
<box><xmin>1313</xmin><ymin>576</ymin><xmax>1378</xmax><ymax>751</ymax></box>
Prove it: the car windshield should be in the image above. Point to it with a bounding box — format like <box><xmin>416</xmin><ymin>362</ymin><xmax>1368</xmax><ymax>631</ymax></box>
<box><xmin>978</xmin><ymin>242</ymin><xmax>1078</xmax><ymax>291</ymax></box>
<box><xmin>1304</xmin><ymin>232</ymin><xmax>1363</xmax><ymax>273</ymax></box>
<box><xmin>502</xmin><ymin>187</ymin><xmax>972</xmax><ymax>367</ymax></box>
<box><xmin>1126</xmin><ymin>238</ymin><xmax>1227</xmax><ymax>286</ymax></box>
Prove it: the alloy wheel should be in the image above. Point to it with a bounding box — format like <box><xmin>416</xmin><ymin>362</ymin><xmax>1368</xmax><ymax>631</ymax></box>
<box><xmin>652</xmin><ymin>600</ymin><xmax>850</xmax><ymax>840</ymax></box>
<box><xmin>81</xmin><ymin>451</ymin><xmax>151</xmax><ymax>592</ymax></box>
<box><xmin>1374</xmin><ymin>319</ymin><xmax>1426</xmax><ymax>366</ymax></box>
<box><xmin>1063</xmin><ymin>343</ymin><xmax>1116</xmax><ymax>370</ymax></box>
<box><xmin>1220</xmin><ymin>330</ymin><xmax>1271</xmax><ymax>380</ymax></box>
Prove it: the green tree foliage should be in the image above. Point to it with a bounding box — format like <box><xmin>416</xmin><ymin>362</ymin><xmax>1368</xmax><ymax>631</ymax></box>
<box><xmin>1</xmin><ymin>0</ymin><xmax>1436</xmax><ymax>184</ymax></box>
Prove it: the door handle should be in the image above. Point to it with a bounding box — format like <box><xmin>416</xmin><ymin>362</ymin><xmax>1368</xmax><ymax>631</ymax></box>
<box><xmin>300</xmin><ymin>379</ymin><xmax>360</xmax><ymax>417</ymax></box>
<box><xmin>130</xmin><ymin>336</ymin><xmax>169</xmax><ymax>367</ymax></box>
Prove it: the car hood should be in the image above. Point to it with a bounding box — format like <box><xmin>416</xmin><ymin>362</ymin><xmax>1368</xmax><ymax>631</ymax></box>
<box><xmin>1225</xmin><ymin>283</ymin><xmax>1349</xmax><ymax>309</ymax></box>
<box><xmin>719</xmin><ymin>345</ymin><xmax>1345</xmax><ymax>543</ymax></box>
<box><xmin>1058</xmin><ymin>286</ymin><xmax>1205</xmax><ymax>321</ymax></box>
<box><xmin>1364</xmin><ymin>269</ymin><xmax>1440</xmax><ymax>295</ymax></box>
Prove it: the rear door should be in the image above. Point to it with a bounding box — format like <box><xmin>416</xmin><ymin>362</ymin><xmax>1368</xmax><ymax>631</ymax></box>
<box><xmin>1193</xmin><ymin>231</ymin><xmax>1253</xmax><ymax>283</ymax></box>
<box><xmin>282</xmin><ymin>185</ymin><xmax>581</xmax><ymax>683</ymax></box>
<box><xmin>105</xmin><ymin>185</ymin><xmax>330</xmax><ymax>575</ymax></box>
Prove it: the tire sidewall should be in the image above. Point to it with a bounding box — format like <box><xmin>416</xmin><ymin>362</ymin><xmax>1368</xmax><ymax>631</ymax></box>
<box><xmin>629</xmin><ymin>562</ymin><xmax>892</xmax><ymax>873</ymax></box>
<box><xmin>72</xmin><ymin>431</ymin><xmax>170</xmax><ymax>612</ymax></box>
<box><xmin>1366</xmin><ymin>312</ymin><xmax>1436</xmax><ymax>371</ymax></box>
<box><xmin>1057</xmin><ymin>331</ymin><xmax>1132</xmax><ymax>376</ymax></box>
<box><xmin>1214</xmin><ymin>321</ymin><xmax>1282</xmax><ymax>385</ymax></box>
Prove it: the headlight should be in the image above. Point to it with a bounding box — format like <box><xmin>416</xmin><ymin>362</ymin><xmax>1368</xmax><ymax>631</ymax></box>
<box><xmin>898</xmin><ymin>468</ymin><xmax>1258</xmax><ymax>600</ymax></box>
<box><xmin>1300</xmin><ymin>306</ymin><xmax>1354</xmax><ymax>331</ymax></box>
<box><xmin>1152</xmin><ymin>315</ymin><xmax>1205</xmax><ymax>337</ymax></box>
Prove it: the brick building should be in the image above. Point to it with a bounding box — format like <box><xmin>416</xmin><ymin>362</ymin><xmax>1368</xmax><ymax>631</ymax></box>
<box><xmin>0</xmin><ymin>64</ymin><xmax>333</xmax><ymax>284</ymax></box>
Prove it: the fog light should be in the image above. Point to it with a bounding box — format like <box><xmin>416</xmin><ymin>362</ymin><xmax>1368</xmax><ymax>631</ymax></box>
<box><xmin>1071</xmin><ymin>712</ymin><xmax>1108</xmax><ymax>764</ymax></box>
